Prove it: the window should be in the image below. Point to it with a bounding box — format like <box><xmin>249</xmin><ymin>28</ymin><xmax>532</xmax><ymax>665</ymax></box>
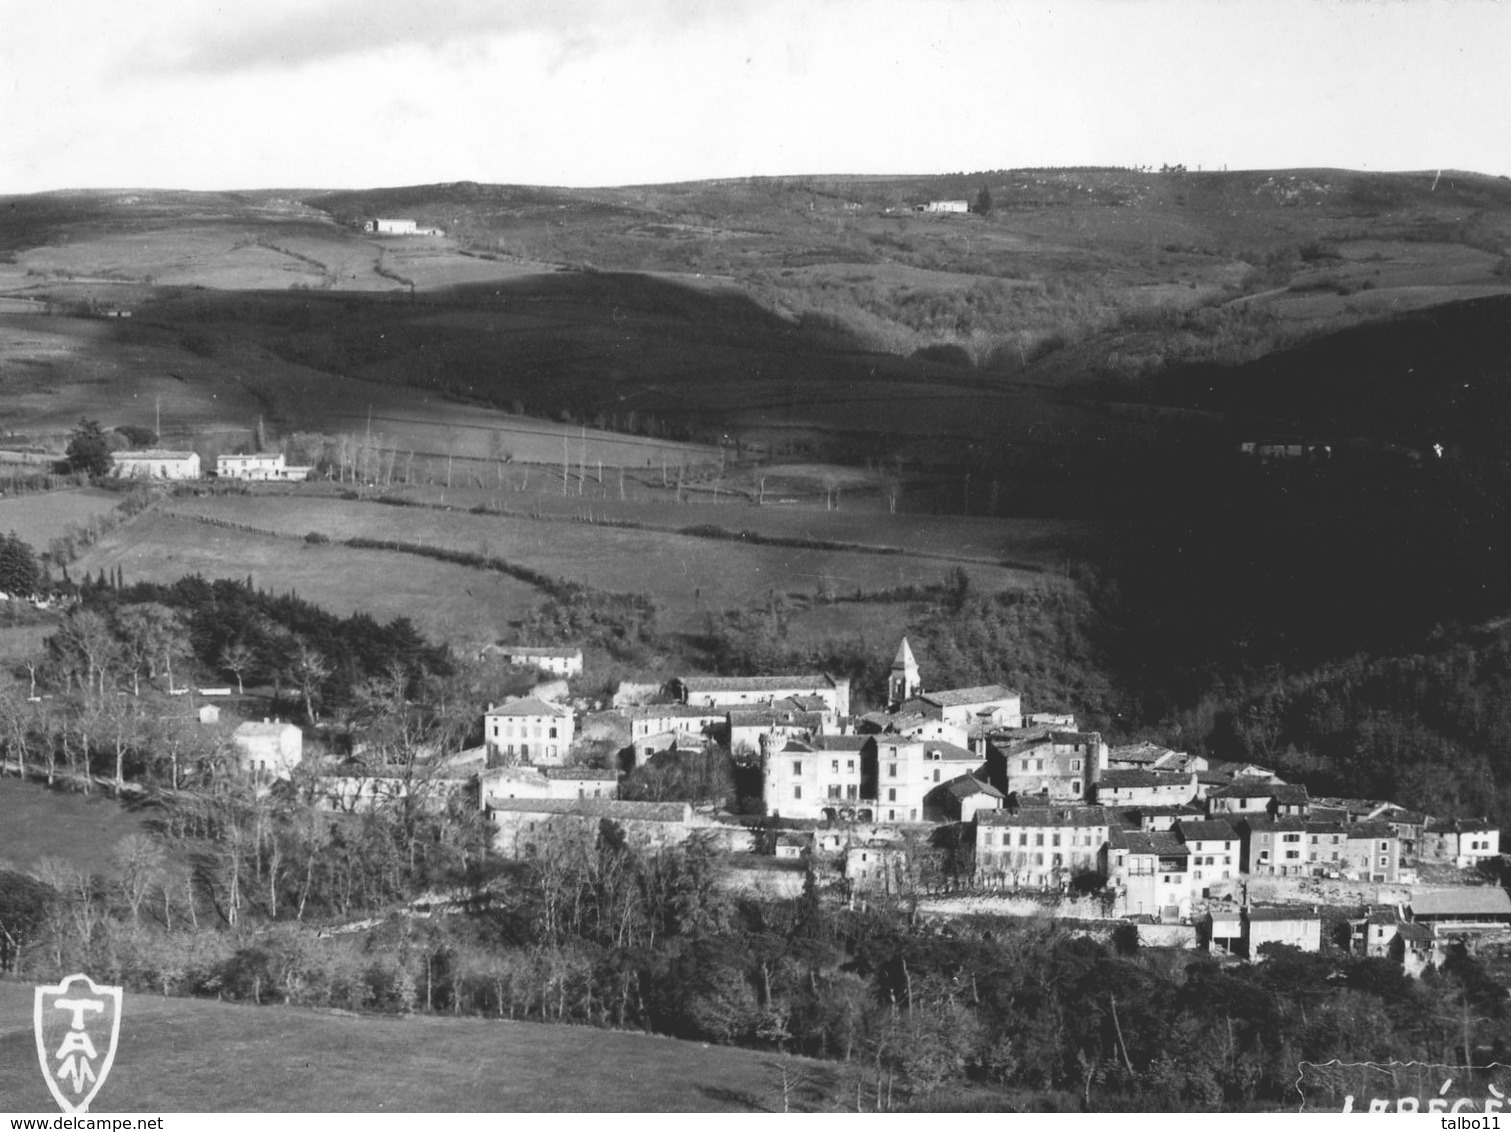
<box><xmin>1019</xmin><ymin>833</ymin><xmax>1028</xmax><ymax>847</ymax></box>
<box><xmin>793</xmin><ymin>761</ymin><xmax>802</xmax><ymax>775</ymax></box>
<box><xmin>1379</xmin><ymin>841</ymin><xmax>1388</xmax><ymax>852</ymax></box>
<box><xmin>828</xmin><ymin>785</ymin><xmax>840</xmax><ymax>799</ymax></box>
<box><xmin>1378</xmin><ymin>856</ymin><xmax>1387</xmax><ymax>867</ymax></box>
<box><xmin>1070</xmin><ymin>759</ymin><xmax>1082</xmax><ymax>771</ymax></box>
<box><xmin>1053</xmin><ymin>853</ymin><xmax>1063</xmax><ymax>867</ymax></box>
<box><xmin>1071</xmin><ymin>781</ymin><xmax>1081</xmax><ymax>796</ymax></box>
<box><xmin>547</xmin><ymin>745</ymin><xmax>557</xmax><ymax>758</ymax></box>
<box><xmin>888</xmin><ymin>763</ymin><xmax>897</xmax><ymax>778</ymax></box>
<box><xmin>793</xmin><ymin>785</ymin><xmax>802</xmax><ymax>799</ymax></box>
<box><xmin>1034</xmin><ymin>759</ymin><xmax>1044</xmax><ymax>772</ymax></box>
<box><xmin>932</xmin><ymin>769</ymin><xmax>941</xmax><ymax>783</ymax></box>
<box><xmin>846</xmin><ymin>785</ymin><xmax>858</xmax><ymax>800</ymax></box>
<box><xmin>1021</xmin><ymin>759</ymin><xmax>1030</xmax><ymax>771</ymax></box>
<box><xmin>1035</xmin><ymin>833</ymin><xmax>1045</xmax><ymax>847</ymax></box>
<box><xmin>549</xmin><ymin>727</ymin><xmax>558</xmax><ymax>738</ymax></box>
<box><xmin>1052</xmin><ymin>833</ymin><xmax>1061</xmax><ymax>847</ymax></box>
<box><xmin>847</xmin><ymin>760</ymin><xmax>855</xmax><ymax>771</ymax></box>
<box><xmin>831</xmin><ymin>760</ymin><xmax>839</xmax><ymax>773</ymax></box>
<box><xmin>887</xmin><ymin>788</ymin><xmax>896</xmax><ymax>802</ymax></box>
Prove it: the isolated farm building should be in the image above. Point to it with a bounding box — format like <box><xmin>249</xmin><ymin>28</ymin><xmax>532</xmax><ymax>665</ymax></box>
<box><xmin>918</xmin><ymin>200</ymin><xmax>969</xmax><ymax>213</ymax></box>
<box><xmin>845</xmin><ymin>841</ymin><xmax>921</xmax><ymax>894</ymax></box>
<box><xmin>484</xmin><ymin>697</ymin><xmax>575</xmax><ymax>765</ymax></box>
<box><xmin>231</xmin><ymin>719</ymin><xmax>302</xmax><ymax>777</ymax></box>
<box><xmin>976</xmin><ymin>806</ymin><xmax>1111</xmax><ymax>890</ymax></box>
<box><xmin>673</xmin><ymin>674</ymin><xmax>851</xmax><ymax>717</ymax></box>
<box><xmin>197</xmin><ymin>704</ymin><xmax>221</xmax><ymax>725</ymax></box>
<box><xmin>488</xmin><ymin>797</ymin><xmax>692</xmax><ymax>858</ymax></box>
<box><xmin>923</xmin><ymin>772</ymin><xmax>1006</xmax><ymax>823</ymax></box>
<box><xmin>497</xmin><ymin>646</ymin><xmax>583</xmax><ymax>678</ymax></box>
<box><xmin>215</xmin><ymin>452</ymin><xmax>312</xmax><ymax>481</ymax></box>
<box><xmin>1094</xmin><ymin>768</ymin><xmax>1199</xmax><ymax>808</ymax></box>
<box><xmin>774</xmin><ymin>831</ymin><xmax>810</xmax><ymax>860</ymax></box>
<box><xmin>1421</xmin><ymin>818</ymin><xmax>1502</xmax><ymax>868</ymax></box>
<box><xmin>993</xmin><ymin>730</ymin><xmax>1106</xmax><ymax>802</ymax></box>
<box><xmin>112</xmin><ymin>450</ymin><xmax>200</xmax><ymax>481</ymax></box>
<box><xmin>368</xmin><ymin>218</ymin><xmax>418</xmax><ymax>234</ymax></box>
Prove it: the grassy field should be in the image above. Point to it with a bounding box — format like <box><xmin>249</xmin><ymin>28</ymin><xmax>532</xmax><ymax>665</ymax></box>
<box><xmin>70</xmin><ymin>513</ymin><xmax>545</xmax><ymax>650</ymax></box>
<box><xmin>0</xmin><ymin>980</ymin><xmax>835</xmax><ymax>1112</ymax></box>
<box><xmin>0</xmin><ymin>488</ymin><xmax>122</xmax><ymax>548</ymax></box>
<box><xmin>153</xmin><ymin>494</ymin><xmax>1049</xmax><ymax>630</ymax></box>
<box><xmin>0</xmin><ymin>776</ymin><xmax>159</xmax><ymax>877</ymax></box>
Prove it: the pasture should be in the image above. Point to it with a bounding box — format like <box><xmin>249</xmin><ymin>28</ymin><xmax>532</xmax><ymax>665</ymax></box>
<box><xmin>69</xmin><ymin>513</ymin><xmax>545</xmax><ymax>651</ymax></box>
<box><xmin>0</xmin><ymin>775</ymin><xmax>159</xmax><ymax>877</ymax></box>
<box><xmin>0</xmin><ymin>487</ymin><xmax>121</xmax><ymax>548</ymax></box>
<box><xmin>155</xmin><ymin>494</ymin><xmax>1050</xmax><ymax>631</ymax></box>
<box><xmin>0</xmin><ymin>980</ymin><xmax>831</xmax><ymax>1112</ymax></box>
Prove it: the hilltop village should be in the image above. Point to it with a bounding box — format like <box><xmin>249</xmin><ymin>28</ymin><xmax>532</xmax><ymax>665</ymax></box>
<box><xmin>277</xmin><ymin>637</ymin><xmax>1508</xmax><ymax>974</ymax></box>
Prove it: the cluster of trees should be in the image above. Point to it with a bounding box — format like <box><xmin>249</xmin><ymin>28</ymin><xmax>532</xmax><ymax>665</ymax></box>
<box><xmin>6</xmin><ymin>810</ymin><xmax>1507</xmax><ymax>1111</ymax></box>
<box><xmin>0</xmin><ymin>532</ymin><xmax>41</xmax><ymax>596</ymax></box>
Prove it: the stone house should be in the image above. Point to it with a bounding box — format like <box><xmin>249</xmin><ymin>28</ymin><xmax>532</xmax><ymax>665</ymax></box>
<box><xmin>1095</xmin><ymin>768</ymin><xmax>1199</xmax><ymax>808</ymax></box>
<box><xmin>1104</xmin><ymin>829</ymin><xmax>1191</xmax><ymax>921</ymax></box>
<box><xmin>994</xmin><ymin>730</ymin><xmax>1106</xmax><ymax>802</ymax></box>
<box><xmin>1175</xmin><ymin>819</ymin><xmax>1240</xmax><ymax>894</ymax></box>
<box><xmin>113</xmin><ymin>450</ymin><xmax>200</xmax><ymax>481</ymax></box>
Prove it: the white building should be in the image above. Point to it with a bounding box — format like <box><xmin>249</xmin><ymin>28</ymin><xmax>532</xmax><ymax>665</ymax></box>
<box><xmin>484</xmin><ymin>697</ymin><xmax>575</xmax><ymax>765</ymax></box>
<box><xmin>216</xmin><ymin>452</ymin><xmax>312</xmax><ymax>481</ymax></box>
<box><xmin>903</xmin><ymin>685</ymin><xmax>1022</xmax><ymax>731</ymax></box>
<box><xmin>501</xmin><ymin>646</ymin><xmax>583</xmax><ymax>678</ymax></box>
<box><xmin>920</xmin><ymin>200</ymin><xmax>969</xmax><ymax>213</ymax></box>
<box><xmin>231</xmin><ymin>719</ymin><xmax>302</xmax><ymax>777</ymax></box>
<box><xmin>675</xmin><ymin>674</ymin><xmax>851</xmax><ymax>717</ymax></box>
<box><xmin>113</xmin><ymin>450</ymin><xmax>200</xmax><ymax>481</ymax></box>
<box><xmin>977</xmin><ymin>806</ymin><xmax>1111</xmax><ymax>889</ymax></box>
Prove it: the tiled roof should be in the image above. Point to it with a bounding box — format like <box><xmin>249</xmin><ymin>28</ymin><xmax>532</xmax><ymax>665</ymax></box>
<box><xmin>1177</xmin><ymin>820</ymin><xmax>1239</xmax><ymax>842</ymax></box>
<box><xmin>812</xmin><ymin>735</ymin><xmax>873</xmax><ymax>752</ymax></box>
<box><xmin>681</xmin><ymin>675</ymin><xmax>835</xmax><ymax>692</ymax></box>
<box><xmin>923</xmin><ymin>740</ymin><xmax>980</xmax><ymax>762</ymax></box>
<box><xmin>117</xmin><ymin>449</ymin><xmax>197</xmax><ymax>460</ymax></box>
<box><xmin>1408</xmin><ymin>888</ymin><xmax>1511</xmax><ymax>918</ymax></box>
<box><xmin>1210</xmin><ymin>781</ymin><xmax>1308</xmax><ymax>801</ymax></box>
<box><xmin>980</xmin><ymin>806</ymin><xmax>1109</xmax><ymax>828</ymax></box>
<box><xmin>506</xmin><ymin>646</ymin><xmax>582</xmax><ymax>658</ymax></box>
<box><xmin>1110</xmin><ymin>830</ymin><xmax>1187</xmax><ymax>855</ymax></box>
<box><xmin>1345</xmin><ymin>822</ymin><xmax>1396</xmax><ymax>840</ymax></box>
<box><xmin>1240</xmin><ymin>815</ymin><xmax>1309</xmax><ymax>833</ymax></box>
<box><xmin>486</xmin><ymin>697</ymin><xmax>569</xmax><ymax>718</ymax></box>
<box><xmin>921</xmin><ymin>685</ymin><xmax>1019</xmax><ymax>709</ymax></box>
<box><xmin>1108</xmin><ymin>742</ymin><xmax>1176</xmax><ymax>764</ymax></box>
<box><xmin>234</xmin><ymin>720</ymin><xmax>299</xmax><ymax>737</ymax></box>
<box><xmin>624</xmin><ymin>704</ymin><xmax>721</xmax><ymax>719</ymax></box>
<box><xmin>1246</xmin><ymin>906</ymin><xmax>1320</xmax><ymax>923</ymax></box>
<box><xmin>1100</xmin><ymin>769</ymin><xmax>1193</xmax><ymax>788</ymax></box>
<box><xmin>488</xmin><ymin>798</ymin><xmax>689</xmax><ymax>822</ymax></box>
<box><xmin>541</xmin><ymin>767</ymin><xmax>619</xmax><ymax>781</ymax></box>
<box><xmin>947</xmin><ymin>774</ymin><xmax>1004</xmax><ymax>800</ymax></box>
<box><xmin>728</xmin><ymin>708</ymin><xmax>824</xmax><ymax>728</ymax></box>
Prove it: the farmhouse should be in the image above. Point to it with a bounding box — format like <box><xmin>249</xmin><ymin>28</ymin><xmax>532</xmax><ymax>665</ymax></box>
<box><xmin>483</xmin><ymin>698</ymin><xmax>575</xmax><ymax>765</ymax></box>
<box><xmin>1206</xmin><ymin>780</ymin><xmax>1310</xmax><ymax>818</ymax></box>
<box><xmin>366</xmin><ymin>218</ymin><xmax>442</xmax><ymax>235</ymax></box>
<box><xmin>478</xmin><ymin>764</ymin><xmax>618</xmax><ymax>805</ymax></box>
<box><xmin>215</xmin><ymin>452</ymin><xmax>312</xmax><ymax>481</ymax></box>
<box><xmin>112</xmin><ymin>450</ymin><xmax>200</xmax><ymax>481</ymax></box>
<box><xmin>1243</xmin><ymin>907</ymin><xmax>1323</xmax><ymax>956</ymax></box>
<box><xmin>498</xmin><ymin>646</ymin><xmax>583</xmax><ymax>678</ymax></box>
<box><xmin>488</xmin><ymin>798</ymin><xmax>692</xmax><ymax>858</ymax></box>
<box><xmin>922</xmin><ymin>773</ymin><xmax>1006</xmax><ymax>823</ymax></box>
<box><xmin>918</xmin><ymin>200</ymin><xmax>969</xmax><ymax>213</ymax></box>
<box><xmin>231</xmin><ymin>719</ymin><xmax>302</xmax><ymax>777</ymax></box>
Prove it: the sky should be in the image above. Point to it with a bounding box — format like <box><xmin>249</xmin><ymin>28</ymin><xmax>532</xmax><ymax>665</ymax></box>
<box><xmin>4</xmin><ymin>0</ymin><xmax>1509</xmax><ymax>193</ymax></box>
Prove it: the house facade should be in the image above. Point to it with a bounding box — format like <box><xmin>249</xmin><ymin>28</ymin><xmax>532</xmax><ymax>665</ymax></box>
<box><xmin>1095</xmin><ymin>769</ymin><xmax>1198</xmax><ymax>808</ymax></box>
<box><xmin>501</xmin><ymin>646</ymin><xmax>584</xmax><ymax>678</ymax></box>
<box><xmin>1176</xmin><ymin>819</ymin><xmax>1240</xmax><ymax>894</ymax></box>
<box><xmin>113</xmin><ymin>450</ymin><xmax>200</xmax><ymax>481</ymax></box>
<box><xmin>1105</xmin><ymin>830</ymin><xmax>1191</xmax><ymax>921</ymax></box>
<box><xmin>997</xmin><ymin>730</ymin><xmax>1105</xmax><ymax>801</ymax></box>
<box><xmin>484</xmin><ymin>698</ymin><xmax>575</xmax><ymax>765</ymax></box>
<box><xmin>215</xmin><ymin>452</ymin><xmax>312</xmax><ymax>481</ymax></box>
<box><xmin>976</xmin><ymin>806</ymin><xmax>1110</xmax><ymax>889</ymax></box>
<box><xmin>231</xmin><ymin>719</ymin><xmax>302</xmax><ymax>777</ymax></box>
